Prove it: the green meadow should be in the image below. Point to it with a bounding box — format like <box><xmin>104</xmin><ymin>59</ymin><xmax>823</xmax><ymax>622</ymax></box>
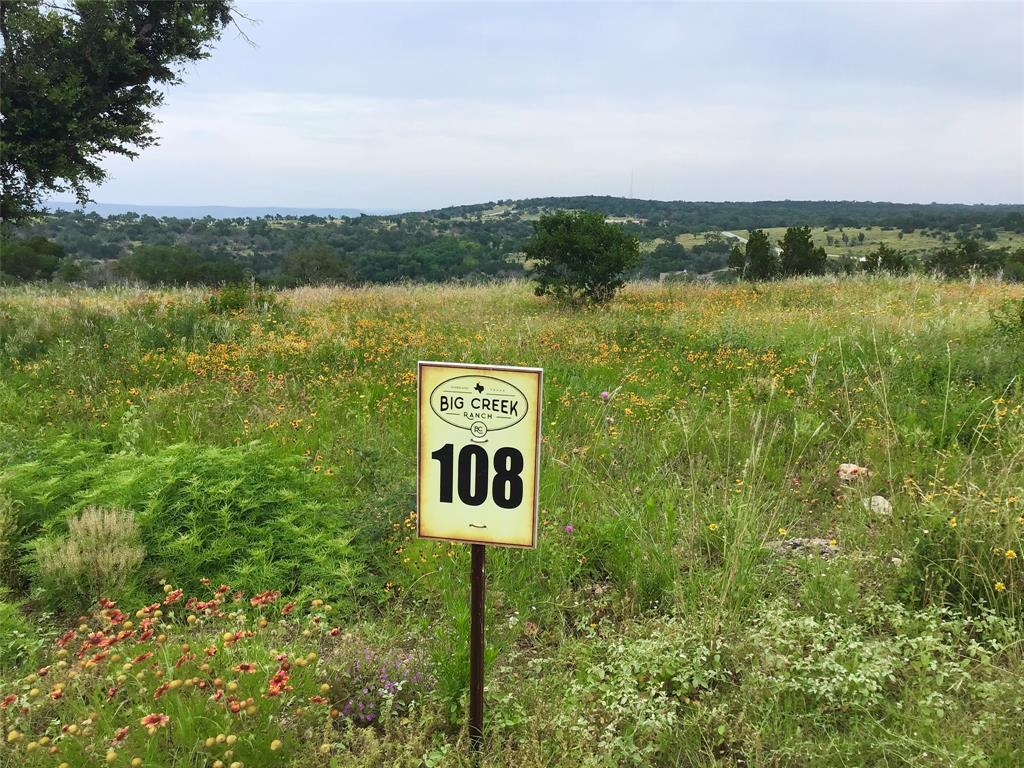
<box><xmin>1</xmin><ymin>276</ymin><xmax>1023</xmax><ymax>767</ymax></box>
<box><xmin>674</xmin><ymin>227</ymin><xmax>1024</xmax><ymax>257</ymax></box>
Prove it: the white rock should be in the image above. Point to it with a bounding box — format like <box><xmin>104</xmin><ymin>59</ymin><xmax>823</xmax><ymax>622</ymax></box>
<box><xmin>863</xmin><ymin>495</ymin><xmax>892</xmax><ymax>515</ymax></box>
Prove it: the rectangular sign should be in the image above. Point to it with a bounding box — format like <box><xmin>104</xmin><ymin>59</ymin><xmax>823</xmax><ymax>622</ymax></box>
<box><xmin>417</xmin><ymin>361</ymin><xmax>543</xmax><ymax>548</ymax></box>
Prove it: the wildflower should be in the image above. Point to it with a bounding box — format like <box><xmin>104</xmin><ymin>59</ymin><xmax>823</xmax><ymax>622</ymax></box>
<box><xmin>233</xmin><ymin>663</ymin><xmax>256</xmax><ymax>674</ymax></box>
<box><xmin>600</xmin><ymin>391</ymin><xmax>611</xmax><ymax>402</ymax></box>
<box><xmin>564</xmin><ymin>524</ymin><xmax>574</xmax><ymax>534</ymax></box>
<box><xmin>708</xmin><ymin>523</ymin><xmax>718</xmax><ymax>531</ymax></box>
<box><xmin>1007</xmin><ymin>550</ymin><xmax>1017</xmax><ymax>560</ymax></box>
<box><xmin>995</xmin><ymin>582</ymin><xmax>1006</xmax><ymax>592</ymax></box>
<box><xmin>777</xmin><ymin>528</ymin><xmax>787</xmax><ymax>537</ymax></box>
<box><xmin>248</xmin><ymin>593</ymin><xmax>280</xmax><ymax>610</ymax></box>
<box><xmin>270</xmin><ymin>739</ymin><xmax>283</xmax><ymax>751</ymax></box>
<box><xmin>140</xmin><ymin>713</ymin><xmax>169</xmax><ymax>728</ymax></box>
<box><xmin>948</xmin><ymin>517</ymin><xmax>957</xmax><ymax>528</ymax></box>
<box><xmin>112</xmin><ymin>726</ymin><xmax>130</xmax><ymax>744</ymax></box>
<box><xmin>57</xmin><ymin>629</ymin><xmax>77</xmax><ymax>648</ymax></box>
<box><xmin>266</xmin><ymin>668</ymin><xmax>291</xmax><ymax>697</ymax></box>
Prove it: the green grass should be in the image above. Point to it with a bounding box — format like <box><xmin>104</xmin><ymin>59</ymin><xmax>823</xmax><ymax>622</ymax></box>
<box><xmin>1</xmin><ymin>276</ymin><xmax>1023</xmax><ymax>766</ymax></box>
<box><xmin>674</xmin><ymin>226</ymin><xmax>1024</xmax><ymax>257</ymax></box>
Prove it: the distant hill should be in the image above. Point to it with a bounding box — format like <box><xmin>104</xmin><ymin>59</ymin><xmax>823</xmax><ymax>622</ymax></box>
<box><xmin>45</xmin><ymin>201</ymin><xmax>407</xmax><ymax>219</ymax></box>
<box><xmin>14</xmin><ymin>196</ymin><xmax>1023</xmax><ymax>286</ymax></box>
<box><xmin>419</xmin><ymin>196</ymin><xmax>1024</xmax><ymax>231</ymax></box>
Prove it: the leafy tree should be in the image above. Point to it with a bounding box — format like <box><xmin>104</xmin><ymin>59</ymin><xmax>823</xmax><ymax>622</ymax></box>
<box><xmin>279</xmin><ymin>243</ymin><xmax>352</xmax><ymax>286</ymax></box>
<box><xmin>1003</xmin><ymin>247</ymin><xmax>1024</xmax><ymax>283</ymax></box>
<box><xmin>863</xmin><ymin>243</ymin><xmax>908</xmax><ymax>275</ymax></box>
<box><xmin>526</xmin><ymin>211</ymin><xmax>640</xmax><ymax>304</ymax></box>
<box><xmin>117</xmin><ymin>243</ymin><xmax>241</xmax><ymax>285</ymax></box>
<box><xmin>926</xmin><ymin>238</ymin><xmax>1002</xmax><ymax>278</ymax></box>
<box><xmin>0</xmin><ymin>0</ymin><xmax>235</xmax><ymax>225</ymax></box>
<box><xmin>118</xmin><ymin>244</ymin><xmax>203</xmax><ymax>284</ymax></box>
<box><xmin>727</xmin><ymin>244</ymin><xmax>746</xmax><ymax>278</ymax></box>
<box><xmin>55</xmin><ymin>257</ymin><xmax>85</xmax><ymax>283</ymax></box>
<box><xmin>0</xmin><ymin>235</ymin><xmax>65</xmax><ymax>280</ymax></box>
<box><xmin>779</xmin><ymin>226</ymin><xmax>826</xmax><ymax>276</ymax></box>
<box><xmin>745</xmin><ymin>229</ymin><xmax>778</xmax><ymax>280</ymax></box>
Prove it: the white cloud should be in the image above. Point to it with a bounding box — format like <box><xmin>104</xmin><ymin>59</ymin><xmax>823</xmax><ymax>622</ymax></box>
<box><xmin>96</xmin><ymin>80</ymin><xmax>1022</xmax><ymax>207</ymax></box>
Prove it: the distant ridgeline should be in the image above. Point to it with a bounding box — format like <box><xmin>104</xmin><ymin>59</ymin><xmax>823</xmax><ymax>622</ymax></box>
<box><xmin>5</xmin><ymin>197</ymin><xmax>1023</xmax><ymax>285</ymax></box>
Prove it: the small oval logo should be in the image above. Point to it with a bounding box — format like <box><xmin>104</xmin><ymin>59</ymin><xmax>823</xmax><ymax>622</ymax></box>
<box><xmin>429</xmin><ymin>375</ymin><xmax>529</xmax><ymax>435</ymax></box>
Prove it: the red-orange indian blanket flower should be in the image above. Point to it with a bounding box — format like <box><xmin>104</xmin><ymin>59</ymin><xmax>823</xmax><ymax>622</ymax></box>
<box><xmin>139</xmin><ymin>713</ymin><xmax>170</xmax><ymax>728</ymax></box>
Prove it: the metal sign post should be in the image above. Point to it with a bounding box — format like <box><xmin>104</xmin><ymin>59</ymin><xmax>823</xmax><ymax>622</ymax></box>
<box><xmin>416</xmin><ymin>361</ymin><xmax>543</xmax><ymax>757</ymax></box>
<box><xmin>469</xmin><ymin>543</ymin><xmax>486</xmax><ymax>755</ymax></box>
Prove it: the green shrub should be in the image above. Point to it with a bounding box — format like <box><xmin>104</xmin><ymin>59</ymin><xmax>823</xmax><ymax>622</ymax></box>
<box><xmin>207</xmin><ymin>283</ymin><xmax>278</xmax><ymax>314</ymax></box>
<box><xmin>31</xmin><ymin>506</ymin><xmax>145</xmax><ymax>607</ymax></box>
<box><xmin>3</xmin><ymin>439</ymin><xmax>362</xmax><ymax>608</ymax></box>
<box><xmin>0</xmin><ymin>598</ymin><xmax>43</xmax><ymax>673</ymax></box>
<box><xmin>329</xmin><ymin>636</ymin><xmax>432</xmax><ymax>726</ymax></box>
<box><xmin>556</xmin><ymin>617</ymin><xmax>723</xmax><ymax>766</ymax></box>
<box><xmin>735</xmin><ymin>599</ymin><xmax>1022</xmax><ymax>740</ymax></box>
<box><xmin>0</xmin><ymin>491</ymin><xmax>21</xmax><ymax>588</ymax></box>
<box><xmin>527</xmin><ymin>211</ymin><xmax>641</xmax><ymax>304</ymax></box>
<box><xmin>990</xmin><ymin>297</ymin><xmax>1024</xmax><ymax>350</ymax></box>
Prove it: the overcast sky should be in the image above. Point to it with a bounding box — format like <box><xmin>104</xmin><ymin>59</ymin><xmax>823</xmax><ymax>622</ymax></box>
<box><xmin>87</xmin><ymin>1</ymin><xmax>1024</xmax><ymax>210</ymax></box>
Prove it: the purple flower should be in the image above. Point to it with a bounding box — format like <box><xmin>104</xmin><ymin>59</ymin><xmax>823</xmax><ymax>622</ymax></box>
<box><xmin>335</xmin><ymin>639</ymin><xmax>433</xmax><ymax>728</ymax></box>
<box><xmin>564</xmin><ymin>524</ymin><xmax>574</xmax><ymax>534</ymax></box>
<box><xmin>600</xmin><ymin>391</ymin><xmax>611</xmax><ymax>402</ymax></box>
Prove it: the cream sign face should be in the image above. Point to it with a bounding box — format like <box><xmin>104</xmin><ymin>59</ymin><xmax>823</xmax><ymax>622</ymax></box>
<box><xmin>417</xmin><ymin>362</ymin><xmax>543</xmax><ymax>548</ymax></box>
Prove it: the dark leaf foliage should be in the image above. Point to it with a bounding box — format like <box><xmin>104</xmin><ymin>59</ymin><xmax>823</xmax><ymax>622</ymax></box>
<box><xmin>0</xmin><ymin>0</ymin><xmax>233</xmax><ymax>224</ymax></box>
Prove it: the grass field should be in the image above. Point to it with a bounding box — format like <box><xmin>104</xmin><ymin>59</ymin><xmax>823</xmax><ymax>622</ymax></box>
<box><xmin>673</xmin><ymin>227</ymin><xmax>1024</xmax><ymax>257</ymax></box>
<box><xmin>1</xmin><ymin>277</ymin><xmax>1023</xmax><ymax>767</ymax></box>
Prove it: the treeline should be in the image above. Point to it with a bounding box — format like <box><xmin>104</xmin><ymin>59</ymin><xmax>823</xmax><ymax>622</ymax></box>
<box><xmin>727</xmin><ymin>227</ymin><xmax>1024</xmax><ymax>282</ymax></box>
<box><xmin>504</xmin><ymin>197</ymin><xmax>1024</xmax><ymax>239</ymax></box>
<box><xmin>2</xmin><ymin>197</ymin><xmax>1023</xmax><ymax>286</ymax></box>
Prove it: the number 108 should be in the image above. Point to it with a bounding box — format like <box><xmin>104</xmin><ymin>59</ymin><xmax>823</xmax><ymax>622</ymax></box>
<box><xmin>430</xmin><ymin>443</ymin><xmax>524</xmax><ymax>508</ymax></box>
